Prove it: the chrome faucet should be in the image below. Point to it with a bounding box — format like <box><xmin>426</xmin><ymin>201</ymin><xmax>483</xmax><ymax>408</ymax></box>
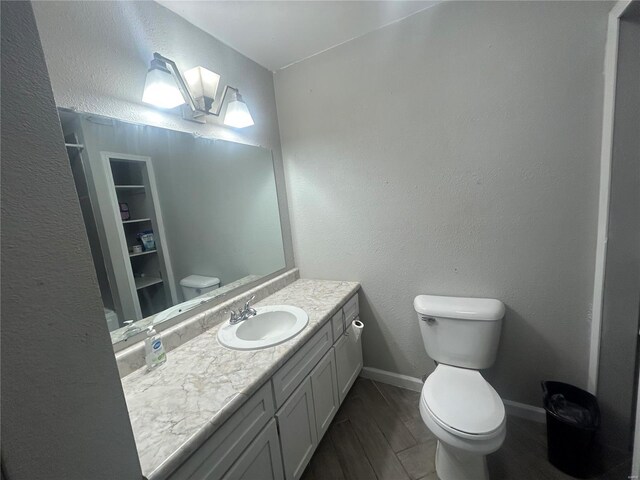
<box><xmin>229</xmin><ymin>295</ymin><xmax>257</xmax><ymax>325</ymax></box>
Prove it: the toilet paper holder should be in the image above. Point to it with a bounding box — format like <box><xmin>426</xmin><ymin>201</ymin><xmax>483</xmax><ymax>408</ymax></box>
<box><xmin>345</xmin><ymin>318</ymin><xmax>364</xmax><ymax>336</ymax></box>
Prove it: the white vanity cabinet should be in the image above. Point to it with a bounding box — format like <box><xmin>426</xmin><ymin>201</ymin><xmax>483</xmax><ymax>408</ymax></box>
<box><xmin>274</xmin><ymin>293</ymin><xmax>361</xmax><ymax>480</ymax></box>
<box><xmin>168</xmin><ymin>292</ymin><xmax>361</xmax><ymax>480</ymax></box>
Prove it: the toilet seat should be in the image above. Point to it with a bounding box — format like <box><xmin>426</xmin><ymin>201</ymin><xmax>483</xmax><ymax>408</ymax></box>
<box><xmin>422</xmin><ymin>364</ymin><xmax>505</xmax><ymax>436</ymax></box>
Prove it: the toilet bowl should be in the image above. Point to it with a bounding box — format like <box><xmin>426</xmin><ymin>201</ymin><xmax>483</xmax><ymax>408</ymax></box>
<box><xmin>419</xmin><ymin>364</ymin><xmax>506</xmax><ymax>480</ymax></box>
<box><xmin>414</xmin><ymin>294</ymin><xmax>506</xmax><ymax>480</ymax></box>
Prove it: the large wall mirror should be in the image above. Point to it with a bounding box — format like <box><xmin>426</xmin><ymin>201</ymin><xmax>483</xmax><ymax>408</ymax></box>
<box><xmin>59</xmin><ymin>110</ymin><xmax>286</xmax><ymax>345</ymax></box>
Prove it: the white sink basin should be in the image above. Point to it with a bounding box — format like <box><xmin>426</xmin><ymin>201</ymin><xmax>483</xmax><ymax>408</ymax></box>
<box><xmin>217</xmin><ymin>305</ymin><xmax>309</xmax><ymax>350</ymax></box>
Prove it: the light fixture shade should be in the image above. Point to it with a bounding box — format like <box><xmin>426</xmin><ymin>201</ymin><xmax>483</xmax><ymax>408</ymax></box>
<box><xmin>142</xmin><ymin>66</ymin><xmax>185</xmax><ymax>109</ymax></box>
<box><xmin>224</xmin><ymin>92</ymin><xmax>254</xmax><ymax>128</ymax></box>
<box><xmin>184</xmin><ymin>66</ymin><xmax>220</xmax><ymax>103</ymax></box>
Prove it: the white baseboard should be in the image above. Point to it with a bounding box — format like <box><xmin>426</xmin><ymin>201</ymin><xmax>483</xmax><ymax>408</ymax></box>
<box><xmin>360</xmin><ymin>367</ymin><xmax>546</xmax><ymax>424</ymax></box>
<box><xmin>360</xmin><ymin>367</ymin><xmax>424</xmax><ymax>392</ymax></box>
<box><xmin>503</xmin><ymin>400</ymin><xmax>546</xmax><ymax>424</ymax></box>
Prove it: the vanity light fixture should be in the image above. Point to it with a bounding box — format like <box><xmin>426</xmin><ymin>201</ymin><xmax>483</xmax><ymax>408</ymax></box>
<box><xmin>142</xmin><ymin>52</ymin><xmax>254</xmax><ymax>128</ymax></box>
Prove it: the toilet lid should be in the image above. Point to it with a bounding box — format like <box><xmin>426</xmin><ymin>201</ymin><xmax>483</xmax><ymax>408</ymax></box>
<box><xmin>423</xmin><ymin>364</ymin><xmax>505</xmax><ymax>435</ymax></box>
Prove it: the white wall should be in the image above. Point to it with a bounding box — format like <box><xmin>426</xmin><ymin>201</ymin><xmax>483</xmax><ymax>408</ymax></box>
<box><xmin>275</xmin><ymin>1</ymin><xmax>610</xmax><ymax>406</ymax></box>
<box><xmin>32</xmin><ymin>0</ymin><xmax>294</xmax><ymax>269</ymax></box>
<box><xmin>1</xmin><ymin>2</ymin><xmax>142</xmax><ymax>478</ymax></box>
<box><xmin>598</xmin><ymin>2</ymin><xmax>640</xmax><ymax>450</ymax></box>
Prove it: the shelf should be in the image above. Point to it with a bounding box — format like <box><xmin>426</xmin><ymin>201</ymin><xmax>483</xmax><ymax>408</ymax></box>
<box><xmin>115</xmin><ymin>185</ymin><xmax>146</xmax><ymax>195</ymax></box>
<box><xmin>129</xmin><ymin>249</ymin><xmax>157</xmax><ymax>258</ymax></box>
<box><xmin>65</xmin><ymin>143</ymin><xmax>84</xmax><ymax>150</ymax></box>
<box><xmin>122</xmin><ymin>218</ymin><xmax>152</xmax><ymax>224</ymax></box>
<box><xmin>135</xmin><ymin>276</ymin><xmax>163</xmax><ymax>290</ymax></box>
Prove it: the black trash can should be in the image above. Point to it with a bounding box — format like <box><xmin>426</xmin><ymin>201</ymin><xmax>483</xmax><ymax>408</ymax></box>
<box><xmin>541</xmin><ymin>381</ymin><xmax>600</xmax><ymax>478</ymax></box>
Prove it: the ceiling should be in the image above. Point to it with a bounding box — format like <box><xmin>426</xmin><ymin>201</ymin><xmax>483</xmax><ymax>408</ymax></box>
<box><xmin>156</xmin><ymin>1</ymin><xmax>438</xmax><ymax>71</ymax></box>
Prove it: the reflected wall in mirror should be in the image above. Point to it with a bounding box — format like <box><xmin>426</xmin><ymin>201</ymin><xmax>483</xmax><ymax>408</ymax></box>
<box><xmin>60</xmin><ymin>110</ymin><xmax>286</xmax><ymax>343</ymax></box>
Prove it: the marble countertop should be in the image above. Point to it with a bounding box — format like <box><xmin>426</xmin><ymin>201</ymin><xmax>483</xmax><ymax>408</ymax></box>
<box><xmin>121</xmin><ymin>278</ymin><xmax>360</xmax><ymax>480</ymax></box>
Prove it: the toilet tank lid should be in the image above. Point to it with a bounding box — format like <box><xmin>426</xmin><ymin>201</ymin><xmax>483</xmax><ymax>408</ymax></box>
<box><xmin>180</xmin><ymin>275</ymin><xmax>220</xmax><ymax>288</ymax></box>
<box><xmin>414</xmin><ymin>295</ymin><xmax>504</xmax><ymax>321</ymax></box>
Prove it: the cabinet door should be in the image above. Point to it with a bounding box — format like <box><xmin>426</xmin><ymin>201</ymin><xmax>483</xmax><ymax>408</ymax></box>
<box><xmin>334</xmin><ymin>319</ymin><xmax>363</xmax><ymax>404</ymax></box>
<box><xmin>276</xmin><ymin>377</ymin><xmax>317</xmax><ymax>480</ymax></box>
<box><xmin>169</xmin><ymin>382</ymin><xmax>275</xmax><ymax>480</ymax></box>
<box><xmin>310</xmin><ymin>348</ymin><xmax>339</xmax><ymax>441</ymax></box>
<box><xmin>222</xmin><ymin>420</ymin><xmax>284</xmax><ymax>480</ymax></box>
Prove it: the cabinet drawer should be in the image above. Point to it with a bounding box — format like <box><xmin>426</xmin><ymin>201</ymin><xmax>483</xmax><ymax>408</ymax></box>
<box><xmin>343</xmin><ymin>294</ymin><xmax>359</xmax><ymax>324</ymax></box>
<box><xmin>272</xmin><ymin>322</ymin><xmax>332</xmax><ymax>408</ymax></box>
<box><xmin>331</xmin><ymin>310</ymin><xmax>344</xmax><ymax>343</ymax></box>
<box><xmin>169</xmin><ymin>382</ymin><xmax>275</xmax><ymax>480</ymax></box>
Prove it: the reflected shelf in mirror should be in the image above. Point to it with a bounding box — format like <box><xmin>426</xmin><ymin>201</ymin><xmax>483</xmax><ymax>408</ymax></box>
<box><xmin>134</xmin><ymin>276</ymin><xmax>163</xmax><ymax>290</ymax></box>
<box><xmin>129</xmin><ymin>249</ymin><xmax>157</xmax><ymax>258</ymax></box>
<box><xmin>122</xmin><ymin>218</ymin><xmax>152</xmax><ymax>224</ymax></box>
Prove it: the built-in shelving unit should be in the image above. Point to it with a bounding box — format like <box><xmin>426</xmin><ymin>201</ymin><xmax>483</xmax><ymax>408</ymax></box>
<box><xmin>102</xmin><ymin>152</ymin><xmax>178</xmax><ymax>319</ymax></box>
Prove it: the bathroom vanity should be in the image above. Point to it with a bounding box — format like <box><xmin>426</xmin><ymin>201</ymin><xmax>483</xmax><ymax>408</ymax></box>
<box><xmin>120</xmin><ymin>276</ymin><xmax>362</xmax><ymax>480</ymax></box>
<box><xmin>58</xmin><ymin>108</ymin><xmax>363</xmax><ymax>480</ymax></box>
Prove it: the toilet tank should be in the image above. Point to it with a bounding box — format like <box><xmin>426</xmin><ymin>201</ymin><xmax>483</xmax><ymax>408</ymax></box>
<box><xmin>180</xmin><ymin>275</ymin><xmax>220</xmax><ymax>301</ymax></box>
<box><xmin>414</xmin><ymin>295</ymin><xmax>505</xmax><ymax>369</ymax></box>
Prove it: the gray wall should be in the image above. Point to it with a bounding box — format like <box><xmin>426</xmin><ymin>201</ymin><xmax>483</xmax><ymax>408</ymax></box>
<box><xmin>1</xmin><ymin>2</ymin><xmax>142</xmax><ymax>478</ymax></box>
<box><xmin>32</xmin><ymin>0</ymin><xmax>294</xmax><ymax>270</ymax></box>
<box><xmin>275</xmin><ymin>1</ymin><xmax>609</xmax><ymax>406</ymax></box>
<box><xmin>597</xmin><ymin>3</ymin><xmax>640</xmax><ymax>451</ymax></box>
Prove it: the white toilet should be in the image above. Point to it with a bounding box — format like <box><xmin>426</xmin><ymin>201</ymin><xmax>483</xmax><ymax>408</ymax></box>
<box><xmin>414</xmin><ymin>294</ymin><xmax>506</xmax><ymax>480</ymax></box>
<box><xmin>180</xmin><ymin>275</ymin><xmax>220</xmax><ymax>300</ymax></box>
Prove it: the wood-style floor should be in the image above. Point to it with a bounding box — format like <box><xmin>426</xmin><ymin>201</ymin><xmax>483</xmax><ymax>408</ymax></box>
<box><xmin>301</xmin><ymin>378</ymin><xmax>631</xmax><ymax>480</ymax></box>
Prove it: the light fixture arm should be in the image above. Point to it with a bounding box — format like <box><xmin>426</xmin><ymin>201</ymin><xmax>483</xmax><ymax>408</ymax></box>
<box><xmin>207</xmin><ymin>85</ymin><xmax>239</xmax><ymax>118</ymax></box>
<box><xmin>152</xmin><ymin>52</ymin><xmax>240</xmax><ymax>122</ymax></box>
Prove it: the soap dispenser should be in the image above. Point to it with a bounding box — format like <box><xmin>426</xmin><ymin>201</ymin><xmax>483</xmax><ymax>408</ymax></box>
<box><xmin>145</xmin><ymin>325</ymin><xmax>166</xmax><ymax>371</ymax></box>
